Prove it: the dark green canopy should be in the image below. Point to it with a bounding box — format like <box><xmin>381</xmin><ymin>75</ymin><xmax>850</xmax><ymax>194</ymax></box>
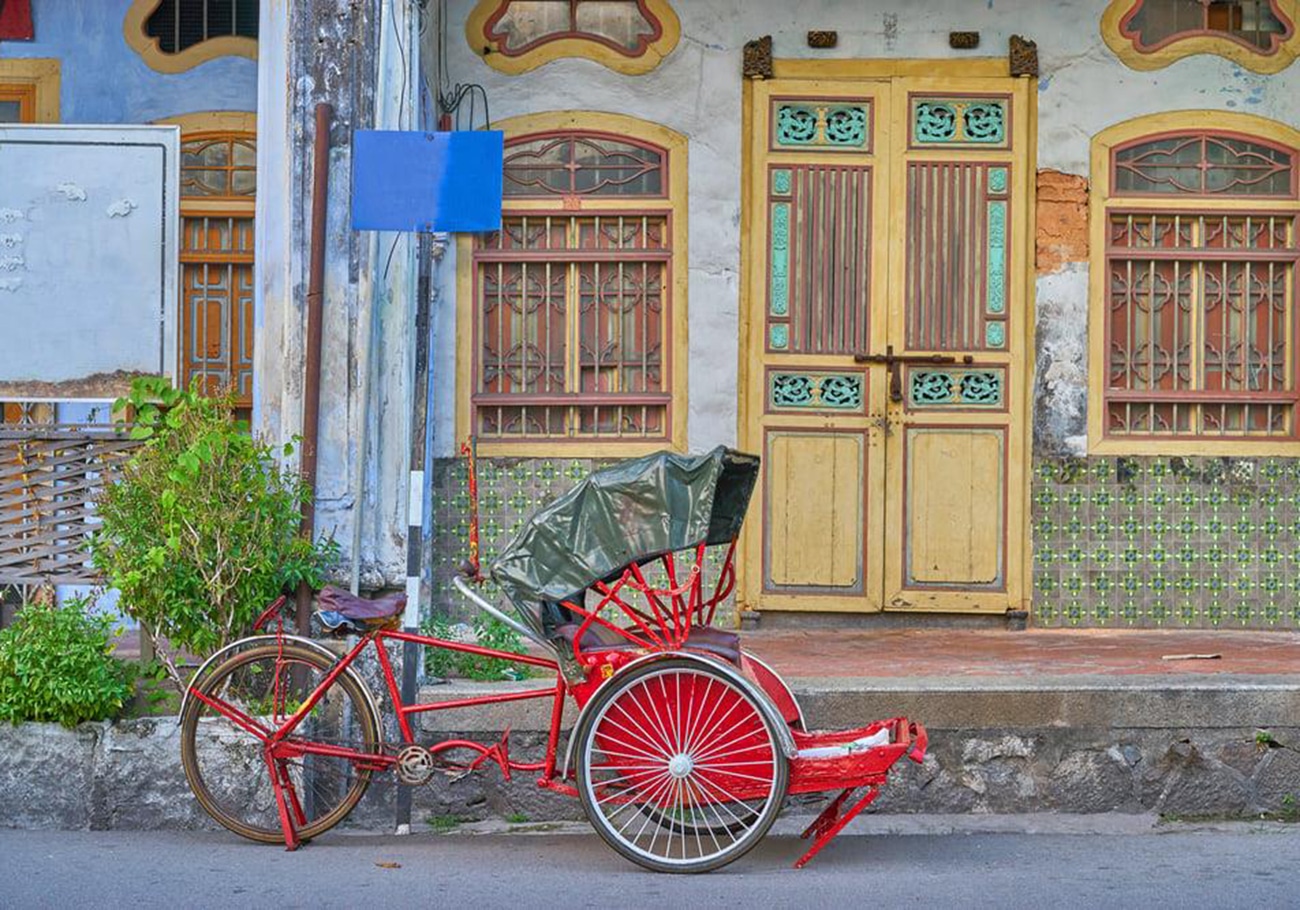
<box><xmin>490</xmin><ymin>446</ymin><xmax>760</xmax><ymax>637</ymax></box>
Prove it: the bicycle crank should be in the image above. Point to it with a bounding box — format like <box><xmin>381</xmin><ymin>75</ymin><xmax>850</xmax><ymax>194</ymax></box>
<box><xmin>396</xmin><ymin>744</ymin><xmax>436</xmax><ymax>785</ymax></box>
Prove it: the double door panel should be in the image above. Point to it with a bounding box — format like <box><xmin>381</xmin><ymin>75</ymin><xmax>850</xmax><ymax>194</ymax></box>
<box><xmin>742</xmin><ymin>73</ymin><xmax>1030</xmax><ymax>615</ymax></box>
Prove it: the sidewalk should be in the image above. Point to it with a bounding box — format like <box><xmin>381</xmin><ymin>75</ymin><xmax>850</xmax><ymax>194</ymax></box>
<box><xmin>739</xmin><ymin>627</ymin><xmax>1300</xmax><ymax>680</ymax></box>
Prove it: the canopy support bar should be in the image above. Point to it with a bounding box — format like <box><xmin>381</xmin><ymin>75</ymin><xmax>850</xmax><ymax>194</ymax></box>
<box><xmin>452</xmin><ymin>575</ymin><xmax>554</xmax><ymax>652</ymax></box>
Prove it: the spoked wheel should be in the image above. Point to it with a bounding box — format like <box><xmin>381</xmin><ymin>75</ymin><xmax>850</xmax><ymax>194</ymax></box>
<box><xmin>180</xmin><ymin>643</ymin><xmax>382</xmax><ymax>844</ymax></box>
<box><xmin>575</xmin><ymin>658</ymin><xmax>789</xmax><ymax>873</ymax></box>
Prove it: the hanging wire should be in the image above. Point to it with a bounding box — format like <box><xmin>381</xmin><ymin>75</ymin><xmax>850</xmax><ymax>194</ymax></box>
<box><xmin>427</xmin><ymin>0</ymin><xmax>491</xmax><ymax>130</ymax></box>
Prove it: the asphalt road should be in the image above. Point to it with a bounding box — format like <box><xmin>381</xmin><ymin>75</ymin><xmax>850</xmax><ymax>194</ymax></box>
<box><xmin>1</xmin><ymin>821</ymin><xmax>1297</xmax><ymax>909</ymax></box>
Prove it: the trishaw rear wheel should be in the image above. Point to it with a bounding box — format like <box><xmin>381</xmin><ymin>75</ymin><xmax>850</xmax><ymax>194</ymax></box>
<box><xmin>575</xmin><ymin>658</ymin><xmax>788</xmax><ymax>873</ymax></box>
<box><xmin>180</xmin><ymin>643</ymin><xmax>381</xmax><ymax>844</ymax></box>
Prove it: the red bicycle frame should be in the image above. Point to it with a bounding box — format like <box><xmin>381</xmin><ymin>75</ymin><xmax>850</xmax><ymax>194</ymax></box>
<box><xmin>191</xmin><ymin>626</ymin><xmax>574</xmax><ymax>850</ymax></box>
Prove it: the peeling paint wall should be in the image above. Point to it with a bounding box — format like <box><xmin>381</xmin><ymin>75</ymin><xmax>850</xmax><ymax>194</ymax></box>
<box><xmin>256</xmin><ymin>0</ymin><xmax>421</xmax><ymax>590</ymax></box>
<box><xmin>430</xmin><ymin>0</ymin><xmax>1300</xmax><ymax>459</ymax></box>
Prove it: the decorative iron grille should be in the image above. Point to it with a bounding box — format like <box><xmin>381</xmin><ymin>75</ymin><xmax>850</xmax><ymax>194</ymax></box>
<box><xmin>475</xmin><ymin>215</ymin><xmax>669</xmax><ymax>440</ymax></box>
<box><xmin>1114</xmin><ymin>132</ymin><xmax>1295</xmax><ymax>197</ymax></box>
<box><xmin>1105</xmin><ymin>212</ymin><xmax>1298</xmax><ymax>437</ymax></box>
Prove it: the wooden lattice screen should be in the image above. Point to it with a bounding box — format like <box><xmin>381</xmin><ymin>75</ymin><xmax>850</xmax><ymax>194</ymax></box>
<box><xmin>0</xmin><ymin>428</ymin><xmax>141</xmax><ymax>585</ymax></box>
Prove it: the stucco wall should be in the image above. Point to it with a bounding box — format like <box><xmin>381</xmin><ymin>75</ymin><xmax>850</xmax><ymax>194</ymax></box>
<box><xmin>430</xmin><ymin>0</ymin><xmax>1300</xmax><ymax>458</ymax></box>
<box><xmin>0</xmin><ymin>0</ymin><xmax>256</xmax><ymax>122</ymax></box>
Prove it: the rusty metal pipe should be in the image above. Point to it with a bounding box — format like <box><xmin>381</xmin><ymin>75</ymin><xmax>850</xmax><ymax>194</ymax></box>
<box><xmin>296</xmin><ymin>102</ymin><xmax>333</xmax><ymax>634</ymax></box>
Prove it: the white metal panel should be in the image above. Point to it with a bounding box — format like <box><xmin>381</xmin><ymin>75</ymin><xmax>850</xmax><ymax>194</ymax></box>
<box><xmin>0</xmin><ymin>124</ymin><xmax>179</xmax><ymax>399</ymax></box>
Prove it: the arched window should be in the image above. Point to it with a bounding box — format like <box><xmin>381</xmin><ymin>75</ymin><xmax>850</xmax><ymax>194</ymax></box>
<box><xmin>160</xmin><ymin>113</ymin><xmax>257</xmax><ymax>413</ymax></box>
<box><xmin>1090</xmin><ymin>113</ymin><xmax>1300</xmax><ymax>452</ymax></box>
<box><xmin>466</xmin><ymin>0</ymin><xmax>679</xmax><ymax>75</ymax></box>
<box><xmin>458</xmin><ymin>114</ymin><xmax>687</xmax><ymax>454</ymax></box>
<box><xmin>1102</xmin><ymin>0</ymin><xmax>1300</xmax><ymax>73</ymax></box>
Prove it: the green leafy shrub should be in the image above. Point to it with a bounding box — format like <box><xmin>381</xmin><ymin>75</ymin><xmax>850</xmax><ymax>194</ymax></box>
<box><xmin>90</xmin><ymin>378</ymin><xmax>337</xmax><ymax>683</ymax></box>
<box><xmin>423</xmin><ymin>613</ymin><xmax>529</xmax><ymax>681</ymax></box>
<box><xmin>0</xmin><ymin>600</ymin><xmax>133</xmax><ymax>727</ymax></box>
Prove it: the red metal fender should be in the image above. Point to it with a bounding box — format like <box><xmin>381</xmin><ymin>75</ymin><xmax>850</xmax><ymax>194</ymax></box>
<box><xmin>740</xmin><ymin>650</ymin><xmax>806</xmax><ymax>730</ymax></box>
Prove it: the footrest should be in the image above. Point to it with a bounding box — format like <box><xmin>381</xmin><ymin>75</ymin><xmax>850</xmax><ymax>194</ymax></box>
<box><xmin>788</xmin><ymin>717</ymin><xmax>920</xmax><ymax>795</ymax></box>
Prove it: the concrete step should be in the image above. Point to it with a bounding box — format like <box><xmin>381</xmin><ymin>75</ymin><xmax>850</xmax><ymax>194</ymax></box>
<box><xmin>416</xmin><ymin>674</ymin><xmax>1300</xmax><ymax>734</ymax></box>
<box><xmin>414</xmin><ymin>673</ymin><xmax>1300</xmax><ymax>817</ymax></box>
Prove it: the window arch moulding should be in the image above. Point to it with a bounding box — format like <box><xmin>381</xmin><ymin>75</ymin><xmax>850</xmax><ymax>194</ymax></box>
<box><xmin>466</xmin><ymin>0</ymin><xmax>681</xmax><ymax>75</ymax></box>
<box><xmin>1101</xmin><ymin>0</ymin><xmax>1300</xmax><ymax>73</ymax></box>
<box><xmin>125</xmin><ymin>0</ymin><xmax>258</xmax><ymax>75</ymax></box>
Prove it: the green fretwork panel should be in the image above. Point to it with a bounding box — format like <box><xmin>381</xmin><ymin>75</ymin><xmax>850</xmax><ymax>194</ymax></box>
<box><xmin>770</xmin><ymin>202</ymin><xmax>790</xmax><ymax>316</ymax></box>
<box><xmin>914</xmin><ymin>102</ymin><xmax>957</xmax><ymax>142</ymax></box>
<box><xmin>824</xmin><ymin>106</ymin><xmax>867</xmax><ymax>146</ymax></box>
<box><xmin>911</xmin><ymin>371</ymin><xmax>953</xmax><ymax>404</ymax></box>
<box><xmin>987</xmin><ymin>200</ymin><xmax>1007</xmax><ymax>315</ymax></box>
<box><xmin>772</xmin><ymin>168</ymin><xmax>792</xmax><ymax>195</ymax></box>
<box><xmin>988</xmin><ymin>166</ymin><xmax>1008</xmax><ymax>194</ymax></box>
<box><xmin>963</xmin><ymin>103</ymin><xmax>1005</xmax><ymax>143</ymax></box>
<box><xmin>770</xmin><ymin>324</ymin><xmax>789</xmax><ymax>349</ymax></box>
<box><xmin>770</xmin><ymin>372</ymin><xmax>864</xmax><ymax>410</ymax></box>
<box><xmin>771</xmin><ymin>373</ymin><xmax>814</xmax><ymax>407</ymax></box>
<box><xmin>774</xmin><ymin>103</ymin><xmax>868</xmax><ymax>148</ymax></box>
<box><xmin>908</xmin><ymin>369</ymin><xmax>1002</xmax><ymax>407</ymax></box>
<box><xmin>913</xmin><ymin>98</ymin><xmax>1006</xmax><ymax>146</ymax></box>
<box><xmin>985</xmin><ymin>322</ymin><xmax>1006</xmax><ymax>348</ymax></box>
<box><xmin>775</xmin><ymin>105</ymin><xmax>817</xmax><ymax>145</ymax></box>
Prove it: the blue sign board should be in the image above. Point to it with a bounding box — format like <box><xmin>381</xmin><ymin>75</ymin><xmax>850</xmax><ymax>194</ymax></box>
<box><xmin>351</xmin><ymin>130</ymin><xmax>504</xmax><ymax>232</ymax></box>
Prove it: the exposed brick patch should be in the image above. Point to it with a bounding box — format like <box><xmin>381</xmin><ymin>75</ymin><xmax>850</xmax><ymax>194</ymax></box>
<box><xmin>1036</xmin><ymin>169</ymin><xmax>1089</xmax><ymax>274</ymax></box>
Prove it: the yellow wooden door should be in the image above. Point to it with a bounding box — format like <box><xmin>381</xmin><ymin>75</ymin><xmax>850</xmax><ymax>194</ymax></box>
<box><xmin>740</xmin><ymin>66</ymin><xmax>1032</xmax><ymax>617</ymax></box>
<box><xmin>740</xmin><ymin>77</ymin><xmax>893</xmax><ymax>612</ymax></box>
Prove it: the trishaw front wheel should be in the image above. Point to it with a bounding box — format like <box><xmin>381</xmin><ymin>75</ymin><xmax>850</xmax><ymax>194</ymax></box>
<box><xmin>575</xmin><ymin>658</ymin><xmax>789</xmax><ymax>873</ymax></box>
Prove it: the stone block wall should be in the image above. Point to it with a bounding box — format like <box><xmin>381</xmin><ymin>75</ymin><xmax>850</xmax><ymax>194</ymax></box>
<box><xmin>4</xmin><ymin>720</ymin><xmax>1296</xmax><ymax>830</ymax></box>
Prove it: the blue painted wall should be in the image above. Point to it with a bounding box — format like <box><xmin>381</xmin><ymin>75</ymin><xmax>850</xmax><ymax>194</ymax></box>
<box><xmin>0</xmin><ymin>0</ymin><xmax>256</xmax><ymax>122</ymax></box>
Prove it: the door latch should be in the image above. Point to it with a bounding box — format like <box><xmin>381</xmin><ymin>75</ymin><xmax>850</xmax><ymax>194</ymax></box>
<box><xmin>854</xmin><ymin>345</ymin><xmax>972</xmax><ymax>402</ymax></box>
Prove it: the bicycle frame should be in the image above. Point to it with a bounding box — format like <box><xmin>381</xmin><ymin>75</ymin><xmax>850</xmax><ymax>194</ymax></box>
<box><xmin>189</xmin><ymin>626</ymin><xmax>577</xmax><ymax>849</ymax></box>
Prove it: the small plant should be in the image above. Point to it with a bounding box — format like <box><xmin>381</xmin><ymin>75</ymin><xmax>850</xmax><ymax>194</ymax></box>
<box><xmin>0</xmin><ymin>599</ymin><xmax>133</xmax><ymax>727</ymax></box>
<box><xmin>90</xmin><ymin>378</ymin><xmax>337</xmax><ymax>685</ymax></box>
<box><xmin>506</xmin><ymin>812</ymin><xmax>530</xmax><ymax>824</ymax></box>
<box><xmin>423</xmin><ymin>613</ymin><xmax>529</xmax><ymax>681</ymax></box>
<box><xmin>427</xmin><ymin>814</ymin><xmax>464</xmax><ymax>832</ymax></box>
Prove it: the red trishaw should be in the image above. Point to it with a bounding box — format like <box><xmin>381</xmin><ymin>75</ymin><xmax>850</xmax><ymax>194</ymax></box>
<box><xmin>180</xmin><ymin>447</ymin><xmax>926</xmax><ymax>872</ymax></box>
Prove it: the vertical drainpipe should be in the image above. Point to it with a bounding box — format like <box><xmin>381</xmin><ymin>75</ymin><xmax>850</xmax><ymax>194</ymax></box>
<box><xmin>297</xmin><ymin>102</ymin><xmax>334</xmax><ymax>634</ymax></box>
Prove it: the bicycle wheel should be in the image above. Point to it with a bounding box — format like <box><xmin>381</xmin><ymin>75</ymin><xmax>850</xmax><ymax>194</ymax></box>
<box><xmin>575</xmin><ymin>658</ymin><xmax>789</xmax><ymax>873</ymax></box>
<box><xmin>180</xmin><ymin>643</ymin><xmax>382</xmax><ymax>844</ymax></box>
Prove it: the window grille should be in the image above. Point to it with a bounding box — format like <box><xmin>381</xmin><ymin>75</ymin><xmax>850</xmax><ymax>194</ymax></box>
<box><xmin>472</xmin><ymin>131</ymin><xmax>674</xmax><ymax>443</ymax></box>
<box><xmin>145</xmin><ymin>0</ymin><xmax>259</xmax><ymax>54</ymax></box>
<box><xmin>1104</xmin><ymin>131</ymin><xmax>1300</xmax><ymax>440</ymax></box>
<box><xmin>1123</xmin><ymin>0</ymin><xmax>1290</xmax><ymax>51</ymax></box>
